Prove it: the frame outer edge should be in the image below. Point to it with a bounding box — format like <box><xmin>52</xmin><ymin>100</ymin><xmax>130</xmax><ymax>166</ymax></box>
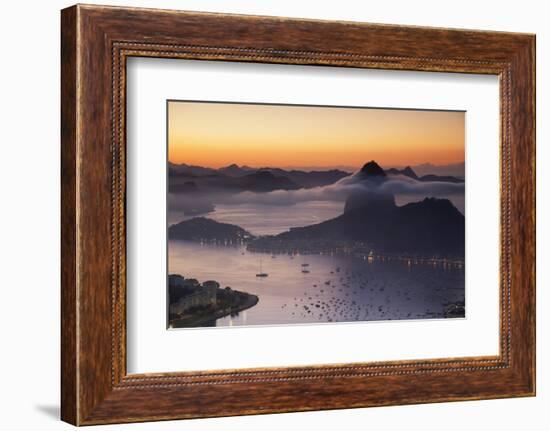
<box><xmin>527</xmin><ymin>35</ymin><xmax>536</xmax><ymax>395</ymax></box>
<box><xmin>531</xmin><ymin>35</ymin><xmax>537</xmax><ymax>396</ymax></box>
<box><xmin>61</xmin><ymin>4</ymin><xmax>536</xmax><ymax>425</ymax></box>
<box><xmin>61</xmin><ymin>5</ymin><xmax>79</xmax><ymax>426</ymax></box>
<box><xmin>501</xmin><ymin>35</ymin><xmax>536</xmax><ymax>396</ymax></box>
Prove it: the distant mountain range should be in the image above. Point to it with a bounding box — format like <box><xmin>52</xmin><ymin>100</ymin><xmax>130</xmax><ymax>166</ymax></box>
<box><xmin>256</xmin><ymin>167</ymin><xmax>350</xmax><ymax>188</ymax></box>
<box><xmin>168</xmin><ymin>163</ymin><xmax>219</xmax><ymax>177</ymax></box>
<box><xmin>169</xmin><ymin>161</ymin><xmax>465</xmax><ymax>258</ymax></box>
<box><xmin>168</xmin><ymin>163</ymin><xmax>350</xmax><ymax>193</ymax></box>
<box><xmin>218</xmin><ymin>163</ymin><xmax>255</xmax><ymax>177</ymax></box>
<box><xmin>385</xmin><ymin>166</ymin><xmax>463</xmax><ymax>183</ymax></box>
<box><xmin>385</xmin><ymin>162</ymin><xmax>465</xmax><ymax>178</ymax></box>
<box><xmin>168</xmin><ymin>162</ymin><xmax>462</xmax><ymax>195</ymax></box>
<box><xmin>169</xmin><ymin>169</ymin><xmax>301</xmax><ymax>193</ymax></box>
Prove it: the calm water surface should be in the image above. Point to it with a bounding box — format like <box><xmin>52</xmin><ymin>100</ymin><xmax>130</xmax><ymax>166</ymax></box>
<box><xmin>169</xmin><ymin>240</ymin><xmax>465</xmax><ymax>327</ymax></box>
<box><xmin>168</xmin><ymin>201</ymin><xmax>344</xmax><ymax>236</ymax></box>
<box><xmin>168</xmin><ymin>198</ymin><xmax>464</xmax><ymax>327</ymax></box>
<box><xmin>168</xmin><ymin>197</ymin><xmax>464</xmax><ymax>237</ymax></box>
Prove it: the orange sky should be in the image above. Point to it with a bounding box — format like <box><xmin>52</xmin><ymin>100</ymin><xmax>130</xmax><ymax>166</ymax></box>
<box><xmin>168</xmin><ymin>101</ymin><xmax>464</xmax><ymax>169</ymax></box>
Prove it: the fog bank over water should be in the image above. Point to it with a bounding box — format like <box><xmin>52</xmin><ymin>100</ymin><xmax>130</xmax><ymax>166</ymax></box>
<box><xmin>206</xmin><ymin>181</ymin><xmax>463</xmax><ymax>209</ymax></box>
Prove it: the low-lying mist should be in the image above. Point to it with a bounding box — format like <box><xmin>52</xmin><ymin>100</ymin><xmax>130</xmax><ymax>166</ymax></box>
<box><xmin>169</xmin><ymin>170</ymin><xmax>465</xmax><ymax>215</ymax></box>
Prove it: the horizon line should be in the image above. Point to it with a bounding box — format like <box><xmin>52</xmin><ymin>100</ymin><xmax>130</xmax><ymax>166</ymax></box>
<box><xmin>167</xmin><ymin>160</ymin><xmax>466</xmax><ymax>170</ymax></box>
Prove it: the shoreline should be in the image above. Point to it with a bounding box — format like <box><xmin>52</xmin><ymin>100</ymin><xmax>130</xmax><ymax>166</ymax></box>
<box><xmin>249</xmin><ymin>248</ymin><xmax>466</xmax><ymax>268</ymax></box>
<box><xmin>169</xmin><ymin>293</ymin><xmax>259</xmax><ymax>328</ymax></box>
<box><xmin>170</xmin><ymin>238</ymin><xmax>465</xmax><ymax>267</ymax></box>
<box><xmin>170</xmin><ymin>239</ymin><xmax>465</xmax><ymax>268</ymax></box>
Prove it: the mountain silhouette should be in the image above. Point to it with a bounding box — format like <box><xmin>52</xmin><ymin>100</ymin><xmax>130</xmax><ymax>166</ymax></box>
<box><xmin>343</xmin><ymin>187</ymin><xmax>396</xmax><ymax>214</ymax></box>
<box><xmin>258</xmin><ymin>167</ymin><xmax>350</xmax><ymax>188</ymax></box>
<box><xmin>358</xmin><ymin>160</ymin><xmax>387</xmax><ymax>178</ymax></box>
<box><xmin>386</xmin><ymin>166</ymin><xmax>418</xmax><ymax>179</ymax></box>
<box><xmin>417</xmin><ymin>174</ymin><xmax>463</xmax><ymax>183</ymax></box>
<box><xmin>267</xmin><ymin>195</ymin><xmax>464</xmax><ymax>257</ymax></box>
<box><xmin>400</xmin><ymin>166</ymin><xmax>418</xmax><ymax>179</ymax></box>
<box><xmin>169</xmin><ymin>162</ymin><xmax>350</xmax><ymax>191</ymax></box>
<box><xmin>385</xmin><ymin>166</ymin><xmax>463</xmax><ymax>183</ymax></box>
<box><xmin>237</xmin><ymin>171</ymin><xmax>300</xmax><ymax>192</ymax></box>
<box><xmin>218</xmin><ymin>164</ymin><xmax>255</xmax><ymax>177</ymax></box>
<box><xmin>169</xmin><ymin>217</ymin><xmax>255</xmax><ymax>242</ymax></box>
<box><xmin>168</xmin><ymin>162</ymin><xmax>218</xmax><ymax>177</ymax></box>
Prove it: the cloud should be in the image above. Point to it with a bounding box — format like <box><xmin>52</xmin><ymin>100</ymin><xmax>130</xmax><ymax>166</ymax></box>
<box><xmin>378</xmin><ymin>175</ymin><xmax>464</xmax><ymax>196</ymax></box>
<box><xmin>210</xmin><ymin>172</ymin><xmax>464</xmax><ymax>208</ymax></box>
<box><xmin>212</xmin><ymin>184</ymin><xmax>349</xmax><ymax>206</ymax></box>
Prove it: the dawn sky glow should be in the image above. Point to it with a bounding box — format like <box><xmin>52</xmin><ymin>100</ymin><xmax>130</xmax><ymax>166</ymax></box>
<box><xmin>168</xmin><ymin>101</ymin><xmax>465</xmax><ymax>169</ymax></box>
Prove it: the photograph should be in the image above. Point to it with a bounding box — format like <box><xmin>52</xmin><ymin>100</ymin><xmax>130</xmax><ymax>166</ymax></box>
<box><xmin>167</xmin><ymin>101</ymin><xmax>466</xmax><ymax>328</ymax></box>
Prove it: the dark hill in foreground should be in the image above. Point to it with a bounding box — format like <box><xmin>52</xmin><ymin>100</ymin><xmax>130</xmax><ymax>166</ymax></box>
<box><xmin>169</xmin><ymin>217</ymin><xmax>256</xmax><ymax>242</ymax></box>
<box><xmin>256</xmin><ymin>195</ymin><xmax>464</xmax><ymax>257</ymax></box>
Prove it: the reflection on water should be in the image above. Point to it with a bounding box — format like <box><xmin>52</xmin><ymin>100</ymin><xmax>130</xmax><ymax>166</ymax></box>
<box><xmin>169</xmin><ymin>240</ymin><xmax>465</xmax><ymax>327</ymax></box>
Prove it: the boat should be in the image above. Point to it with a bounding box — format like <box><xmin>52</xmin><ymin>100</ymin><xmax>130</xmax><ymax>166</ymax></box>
<box><xmin>301</xmin><ymin>269</ymin><xmax>310</xmax><ymax>274</ymax></box>
<box><xmin>256</xmin><ymin>258</ymin><xmax>269</xmax><ymax>277</ymax></box>
<box><xmin>301</xmin><ymin>263</ymin><xmax>310</xmax><ymax>267</ymax></box>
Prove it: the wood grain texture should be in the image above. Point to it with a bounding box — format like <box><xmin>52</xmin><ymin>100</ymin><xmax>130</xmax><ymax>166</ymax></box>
<box><xmin>60</xmin><ymin>4</ymin><xmax>536</xmax><ymax>425</ymax></box>
<box><xmin>60</xmin><ymin>5</ymin><xmax>78</xmax><ymax>425</ymax></box>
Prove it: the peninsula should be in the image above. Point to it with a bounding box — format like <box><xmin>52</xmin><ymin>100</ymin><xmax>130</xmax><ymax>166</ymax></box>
<box><xmin>168</xmin><ymin>274</ymin><xmax>259</xmax><ymax>328</ymax></box>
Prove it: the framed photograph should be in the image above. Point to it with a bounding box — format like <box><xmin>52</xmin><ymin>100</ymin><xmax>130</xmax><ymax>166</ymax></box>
<box><xmin>61</xmin><ymin>4</ymin><xmax>536</xmax><ymax>425</ymax></box>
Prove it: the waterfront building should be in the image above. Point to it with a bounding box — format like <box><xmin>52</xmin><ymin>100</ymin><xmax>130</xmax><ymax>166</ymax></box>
<box><xmin>169</xmin><ymin>280</ymin><xmax>218</xmax><ymax>315</ymax></box>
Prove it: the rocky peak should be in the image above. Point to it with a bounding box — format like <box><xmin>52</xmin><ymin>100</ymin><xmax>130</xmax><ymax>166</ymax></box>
<box><xmin>359</xmin><ymin>161</ymin><xmax>386</xmax><ymax>177</ymax></box>
<box><xmin>401</xmin><ymin>166</ymin><xmax>418</xmax><ymax>179</ymax></box>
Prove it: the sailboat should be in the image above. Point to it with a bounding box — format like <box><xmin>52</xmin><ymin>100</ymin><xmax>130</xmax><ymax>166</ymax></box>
<box><xmin>256</xmin><ymin>257</ymin><xmax>268</xmax><ymax>277</ymax></box>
